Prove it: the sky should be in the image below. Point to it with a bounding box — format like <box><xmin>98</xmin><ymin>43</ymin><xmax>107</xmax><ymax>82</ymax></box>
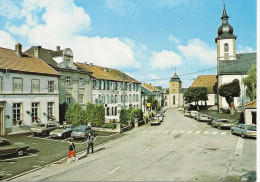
<box><xmin>0</xmin><ymin>0</ymin><xmax>257</xmax><ymax>88</ymax></box>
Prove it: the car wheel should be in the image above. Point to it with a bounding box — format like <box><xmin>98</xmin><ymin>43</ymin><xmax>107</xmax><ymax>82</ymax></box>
<box><xmin>33</xmin><ymin>133</ymin><xmax>38</xmax><ymax>136</ymax></box>
<box><xmin>231</xmin><ymin>130</ymin><xmax>234</xmax><ymax>135</ymax></box>
<box><xmin>241</xmin><ymin>133</ymin><xmax>245</xmax><ymax>138</ymax></box>
<box><xmin>218</xmin><ymin>126</ymin><xmax>222</xmax><ymax>130</ymax></box>
<box><xmin>17</xmin><ymin>149</ymin><xmax>24</xmax><ymax>156</ymax></box>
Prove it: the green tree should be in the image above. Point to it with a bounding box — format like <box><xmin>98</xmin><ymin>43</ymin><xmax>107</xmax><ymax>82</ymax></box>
<box><xmin>93</xmin><ymin>104</ymin><xmax>105</xmax><ymax>127</ymax></box>
<box><xmin>243</xmin><ymin>64</ymin><xmax>256</xmax><ymax>101</ymax></box>
<box><xmin>120</xmin><ymin>108</ymin><xmax>128</xmax><ymax>126</ymax></box>
<box><xmin>70</xmin><ymin>103</ymin><xmax>84</xmax><ymax>125</ymax></box>
<box><xmin>84</xmin><ymin>102</ymin><xmax>95</xmax><ymax>124</ymax></box>
<box><xmin>64</xmin><ymin>104</ymin><xmax>72</xmax><ymax>123</ymax></box>
<box><xmin>218</xmin><ymin>79</ymin><xmax>241</xmax><ymax>115</ymax></box>
<box><xmin>184</xmin><ymin>87</ymin><xmax>208</xmax><ymax>107</ymax></box>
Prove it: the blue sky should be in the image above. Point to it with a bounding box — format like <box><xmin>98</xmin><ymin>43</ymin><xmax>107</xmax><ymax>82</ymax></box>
<box><xmin>0</xmin><ymin>0</ymin><xmax>257</xmax><ymax>88</ymax></box>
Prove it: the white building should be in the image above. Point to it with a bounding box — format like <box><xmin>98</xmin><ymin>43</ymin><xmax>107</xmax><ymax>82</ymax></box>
<box><xmin>0</xmin><ymin>43</ymin><xmax>60</xmax><ymax>135</ymax></box>
<box><xmin>76</xmin><ymin>62</ymin><xmax>142</xmax><ymax>122</ymax></box>
<box><xmin>215</xmin><ymin>5</ymin><xmax>256</xmax><ymax>110</ymax></box>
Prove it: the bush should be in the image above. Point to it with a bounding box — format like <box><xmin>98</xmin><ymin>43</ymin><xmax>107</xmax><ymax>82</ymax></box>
<box><xmin>70</xmin><ymin>103</ymin><xmax>84</xmax><ymax>125</ymax></box>
<box><xmin>101</xmin><ymin>123</ymin><xmax>116</xmax><ymax>129</ymax></box>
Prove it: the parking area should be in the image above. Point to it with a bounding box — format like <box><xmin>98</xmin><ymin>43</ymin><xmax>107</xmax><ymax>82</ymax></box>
<box><xmin>0</xmin><ymin>131</ymin><xmax>125</xmax><ymax>180</ymax></box>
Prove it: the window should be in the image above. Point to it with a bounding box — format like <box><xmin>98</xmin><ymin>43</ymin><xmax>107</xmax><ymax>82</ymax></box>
<box><xmin>79</xmin><ymin>78</ymin><xmax>84</xmax><ymax>87</ymax></box>
<box><xmin>47</xmin><ymin>102</ymin><xmax>54</xmax><ymax>120</ymax></box>
<box><xmin>13</xmin><ymin>103</ymin><xmax>22</xmax><ymax>125</ymax></box>
<box><xmin>48</xmin><ymin>81</ymin><xmax>54</xmax><ymax>93</ymax></box>
<box><xmin>0</xmin><ymin>76</ymin><xmax>2</xmax><ymax>92</ymax></box>
<box><xmin>115</xmin><ymin>95</ymin><xmax>118</xmax><ymax>103</ymax></box>
<box><xmin>101</xmin><ymin>80</ymin><xmax>104</xmax><ymax>90</ymax></box>
<box><xmin>224</xmin><ymin>53</ymin><xmax>229</xmax><ymax>60</ymax></box>
<box><xmin>111</xmin><ymin>95</ymin><xmax>114</xmax><ymax>104</ymax></box>
<box><xmin>133</xmin><ymin>94</ymin><xmax>135</xmax><ymax>102</ymax></box>
<box><xmin>224</xmin><ymin>43</ymin><xmax>229</xmax><ymax>52</ymax></box>
<box><xmin>31</xmin><ymin>102</ymin><xmax>39</xmax><ymax>121</ymax></box>
<box><xmin>79</xmin><ymin>94</ymin><xmax>84</xmax><ymax>104</ymax></box>
<box><xmin>115</xmin><ymin>107</ymin><xmax>117</xmax><ymax>116</ymax></box>
<box><xmin>106</xmin><ymin>107</ymin><xmax>110</xmax><ymax>116</ymax></box>
<box><xmin>32</xmin><ymin>79</ymin><xmax>40</xmax><ymax>93</ymax></box>
<box><xmin>107</xmin><ymin>94</ymin><xmax>110</xmax><ymax>104</ymax></box>
<box><xmin>66</xmin><ymin>96</ymin><xmax>71</xmax><ymax>105</ymax></box>
<box><xmin>13</xmin><ymin>78</ymin><xmax>23</xmax><ymax>93</ymax></box>
<box><xmin>65</xmin><ymin>59</ymin><xmax>70</xmax><ymax>68</ymax></box>
<box><xmin>65</xmin><ymin>77</ymin><xmax>71</xmax><ymax>87</ymax></box>
<box><xmin>129</xmin><ymin>94</ymin><xmax>132</xmax><ymax>102</ymax></box>
<box><xmin>98</xmin><ymin>95</ymin><xmax>102</xmax><ymax>103</ymax></box>
<box><xmin>102</xmin><ymin>94</ymin><xmax>105</xmax><ymax>104</ymax></box>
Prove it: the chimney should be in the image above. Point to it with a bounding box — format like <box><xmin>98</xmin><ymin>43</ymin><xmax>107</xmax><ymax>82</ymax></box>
<box><xmin>34</xmin><ymin>46</ymin><xmax>41</xmax><ymax>59</ymax></box>
<box><xmin>104</xmin><ymin>68</ymin><xmax>107</xmax><ymax>72</ymax></box>
<box><xmin>15</xmin><ymin>43</ymin><xmax>22</xmax><ymax>58</ymax></box>
<box><xmin>84</xmin><ymin>62</ymin><xmax>87</xmax><ymax>65</ymax></box>
<box><xmin>56</xmin><ymin>46</ymin><xmax>60</xmax><ymax>51</ymax></box>
<box><xmin>90</xmin><ymin>63</ymin><xmax>93</xmax><ymax>66</ymax></box>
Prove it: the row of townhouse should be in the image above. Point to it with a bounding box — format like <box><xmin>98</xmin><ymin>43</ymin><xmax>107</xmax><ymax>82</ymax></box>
<box><xmin>0</xmin><ymin>43</ymin><xmax>142</xmax><ymax>135</ymax></box>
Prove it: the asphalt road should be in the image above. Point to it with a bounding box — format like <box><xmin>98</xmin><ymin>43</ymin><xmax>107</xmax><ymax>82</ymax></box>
<box><xmin>8</xmin><ymin>108</ymin><xmax>256</xmax><ymax>181</ymax></box>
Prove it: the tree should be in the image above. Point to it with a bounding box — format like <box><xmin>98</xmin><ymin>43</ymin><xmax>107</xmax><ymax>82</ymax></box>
<box><xmin>70</xmin><ymin>103</ymin><xmax>84</xmax><ymax>125</ymax></box>
<box><xmin>93</xmin><ymin>104</ymin><xmax>105</xmax><ymax>127</ymax></box>
<box><xmin>64</xmin><ymin>104</ymin><xmax>72</xmax><ymax>123</ymax></box>
<box><xmin>84</xmin><ymin>102</ymin><xmax>95</xmax><ymax>124</ymax></box>
<box><xmin>119</xmin><ymin>108</ymin><xmax>128</xmax><ymax>126</ymax></box>
<box><xmin>218</xmin><ymin>79</ymin><xmax>240</xmax><ymax>115</ymax></box>
<box><xmin>243</xmin><ymin>64</ymin><xmax>256</xmax><ymax>101</ymax></box>
<box><xmin>184</xmin><ymin>87</ymin><xmax>208</xmax><ymax>108</ymax></box>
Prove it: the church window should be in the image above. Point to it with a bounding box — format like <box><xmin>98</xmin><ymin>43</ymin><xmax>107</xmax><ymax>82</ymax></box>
<box><xmin>224</xmin><ymin>43</ymin><xmax>229</xmax><ymax>52</ymax></box>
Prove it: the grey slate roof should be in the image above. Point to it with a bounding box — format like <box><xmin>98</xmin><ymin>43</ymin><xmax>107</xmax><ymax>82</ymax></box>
<box><xmin>218</xmin><ymin>52</ymin><xmax>256</xmax><ymax>75</ymax></box>
<box><xmin>170</xmin><ymin>73</ymin><xmax>181</xmax><ymax>82</ymax></box>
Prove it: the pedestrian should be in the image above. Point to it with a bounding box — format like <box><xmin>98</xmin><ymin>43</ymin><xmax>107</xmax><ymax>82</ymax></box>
<box><xmin>67</xmin><ymin>139</ymin><xmax>78</xmax><ymax>163</ymax></box>
<box><xmin>86</xmin><ymin>132</ymin><xmax>96</xmax><ymax>154</ymax></box>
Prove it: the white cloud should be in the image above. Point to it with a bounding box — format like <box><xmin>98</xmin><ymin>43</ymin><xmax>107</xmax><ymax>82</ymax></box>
<box><xmin>169</xmin><ymin>35</ymin><xmax>180</xmax><ymax>44</ymax></box>
<box><xmin>0</xmin><ymin>0</ymin><xmax>20</xmax><ymax>19</ymax></box>
<box><xmin>150</xmin><ymin>50</ymin><xmax>182</xmax><ymax>69</ymax></box>
<box><xmin>237</xmin><ymin>45</ymin><xmax>254</xmax><ymax>53</ymax></box>
<box><xmin>177</xmin><ymin>38</ymin><xmax>216</xmax><ymax>65</ymax></box>
<box><xmin>4</xmin><ymin>0</ymin><xmax>140</xmax><ymax>69</ymax></box>
<box><xmin>0</xmin><ymin>30</ymin><xmax>16</xmax><ymax>49</ymax></box>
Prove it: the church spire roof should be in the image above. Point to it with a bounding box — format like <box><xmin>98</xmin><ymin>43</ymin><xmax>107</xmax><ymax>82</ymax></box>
<box><xmin>170</xmin><ymin>68</ymin><xmax>180</xmax><ymax>82</ymax></box>
<box><xmin>221</xmin><ymin>4</ymin><xmax>229</xmax><ymax>20</ymax></box>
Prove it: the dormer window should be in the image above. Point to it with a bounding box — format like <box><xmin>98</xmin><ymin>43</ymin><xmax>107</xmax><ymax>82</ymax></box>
<box><xmin>65</xmin><ymin>59</ymin><xmax>70</xmax><ymax>68</ymax></box>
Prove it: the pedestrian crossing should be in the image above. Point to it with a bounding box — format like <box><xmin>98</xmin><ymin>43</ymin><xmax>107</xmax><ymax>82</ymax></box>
<box><xmin>141</xmin><ymin>129</ymin><xmax>230</xmax><ymax>136</ymax></box>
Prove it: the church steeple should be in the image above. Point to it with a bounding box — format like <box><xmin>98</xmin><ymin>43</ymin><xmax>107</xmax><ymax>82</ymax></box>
<box><xmin>170</xmin><ymin>67</ymin><xmax>180</xmax><ymax>82</ymax></box>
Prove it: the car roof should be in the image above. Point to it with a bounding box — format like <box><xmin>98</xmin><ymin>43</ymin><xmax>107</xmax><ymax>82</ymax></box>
<box><xmin>75</xmin><ymin>125</ymin><xmax>89</xmax><ymax>128</ymax></box>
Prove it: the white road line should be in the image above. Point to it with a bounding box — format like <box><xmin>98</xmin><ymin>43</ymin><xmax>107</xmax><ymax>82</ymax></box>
<box><xmin>108</xmin><ymin>166</ymin><xmax>120</xmax><ymax>174</ymax></box>
<box><xmin>150</xmin><ymin>130</ymin><xmax>155</xmax><ymax>133</ymax></box>
<box><xmin>179</xmin><ymin>130</ymin><xmax>185</xmax><ymax>133</ymax></box>
<box><xmin>221</xmin><ymin>132</ymin><xmax>226</xmax><ymax>135</ymax></box>
<box><xmin>187</xmin><ymin>131</ymin><xmax>192</xmax><ymax>134</ymax></box>
<box><xmin>163</xmin><ymin>136</ymin><xmax>167</xmax><ymax>138</ymax></box>
<box><xmin>203</xmin><ymin>131</ymin><xmax>209</xmax><ymax>135</ymax></box>
<box><xmin>195</xmin><ymin>131</ymin><xmax>201</xmax><ymax>134</ymax></box>
<box><xmin>145</xmin><ymin>146</ymin><xmax>152</xmax><ymax>151</ymax></box>
<box><xmin>234</xmin><ymin>137</ymin><xmax>244</xmax><ymax>156</ymax></box>
<box><xmin>211</xmin><ymin>131</ymin><xmax>218</xmax><ymax>135</ymax></box>
<box><xmin>171</xmin><ymin>129</ymin><xmax>177</xmax><ymax>134</ymax></box>
<box><xmin>141</xmin><ymin>130</ymin><xmax>148</xmax><ymax>133</ymax></box>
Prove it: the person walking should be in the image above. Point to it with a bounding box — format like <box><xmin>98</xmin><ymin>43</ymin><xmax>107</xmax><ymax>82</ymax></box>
<box><xmin>86</xmin><ymin>132</ymin><xmax>96</xmax><ymax>154</ymax></box>
<box><xmin>67</xmin><ymin>139</ymin><xmax>78</xmax><ymax>163</ymax></box>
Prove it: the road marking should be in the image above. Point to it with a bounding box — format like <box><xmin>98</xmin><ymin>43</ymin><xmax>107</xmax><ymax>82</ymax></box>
<box><xmin>211</xmin><ymin>131</ymin><xmax>218</xmax><ymax>135</ymax></box>
<box><xmin>179</xmin><ymin>130</ymin><xmax>185</xmax><ymax>133</ymax></box>
<box><xmin>221</xmin><ymin>132</ymin><xmax>226</xmax><ymax>135</ymax></box>
<box><xmin>150</xmin><ymin>130</ymin><xmax>155</xmax><ymax>133</ymax></box>
<box><xmin>203</xmin><ymin>131</ymin><xmax>209</xmax><ymax>135</ymax></box>
<box><xmin>108</xmin><ymin>166</ymin><xmax>120</xmax><ymax>174</ymax></box>
<box><xmin>145</xmin><ymin>146</ymin><xmax>152</xmax><ymax>151</ymax></box>
<box><xmin>157</xmin><ymin>130</ymin><xmax>163</xmax><ymax>133</ymax></box>
<box><xmin>0</xmin><ymin>154</ymin><xmax>38</xmax><ymax>161</ymax></box>
<box><xmin>141</xmin><ymin>130</ymin><xmax>148</xmax><ymax>133</ymax></box>
<box><xmin>163</xmin><ymin>136</ymin><xmax>167</xmax><ymax>138</ymax></box>
<box><xmin>171</xmin><ymin>129</ymin><xmax>177</xmax><ymax>133</ymax></box>
<box><xmin>187</xmin><ymin>131</ymin><xmax>192</xmax><ymax>134</ymax></box>
<box><xmin>163</xmin><ymin>130</ymin><xmax>170</xmax><ymax>134</ymax></box>
<box><xmin>234</xmin><ymin>137</ymin><xmax>244</xmax><ymax>156</ymax></box>
<box><xmin>195</xmin><ymin>131</ymin><xmax>201</xmax><ymax>134</ymax></box>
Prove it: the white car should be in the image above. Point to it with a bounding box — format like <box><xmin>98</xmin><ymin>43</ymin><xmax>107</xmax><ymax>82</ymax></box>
<box><xmin>150</xmin><ymin>117</ymin><xmax>161</xmax><ymax>125</ymax></box>
<box><xmin>190</xmin><ymin>111</ymin><xmax>198</xmax><ymax>118</ymax></box>
<box><xmin>154</xmin><ymin>114</ymin><xmax>163</xmax><ymax>122</ymax></box>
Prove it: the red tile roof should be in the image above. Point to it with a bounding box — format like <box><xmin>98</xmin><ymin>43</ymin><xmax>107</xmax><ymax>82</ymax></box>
<box><xmin>0</xmin><ymin>47</ymin><xmax>60</xmax><ymax>76</ymax></box>
<box><xmin>142</xmin><ymin>83</ymin><xmax>160</xmax><ymax>92</ymax></box>
<box><xmin>191</xmin><ymin>75</ymin><xmax>217</xmax><ymax>94</ymax></box>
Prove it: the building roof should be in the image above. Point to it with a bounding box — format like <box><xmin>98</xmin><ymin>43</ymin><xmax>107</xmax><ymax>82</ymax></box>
<box><xmin>75</xmin><ymin>62</ymin><xmax>140</xmax><ymax>83</ymax></box>
<box><xmin>0</xmin><ymin>47</ymin><xmax>60</xmax><ymax>76</ymax></box>
<box><xmin>170</xmin><ymin>73</ymin><xmax>181</xmax><ymax>82</ymax></box>
<box><xmin>191</xmin><ymin>75</ymin><xmax>217</xmax><ymax>94</ymax></box>
<box><xmin>218</xmin><ymin>52</ymin><xmax>256</xmax><ymax>75</ymax></box>
<box><xmin>244</xmin><ymin>99</ymin><xmax>256</xmax><ymax>108</ymax></box>
<box><xmin>142</xmin><ymin>83</ymin><xmax>160</xmax><ymax>92</ymax></box>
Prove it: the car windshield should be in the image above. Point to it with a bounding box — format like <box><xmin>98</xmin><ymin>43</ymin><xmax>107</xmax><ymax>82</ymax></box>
<box><xmin>37</xmin><ymin>124</ymin><xmax>46</xmax><ymax>127</ymax></box>
<box><xmin>246</xmin><ymin>125</ymin><xmax>256</xmax><ymax>131</ymax></box>
<box><xmin>59</xmin><ymin>126</ymin><xmax>65</xmax><ymax>129</ymax></box>
<box><xmin>74</xmin><ymin>128</ymin><xmax>84</xmax><ymax>132</ymax></box>
<box><xmin>201</xmin><ymin>114</ymin><xmax>207</xmax><ymax>117</ymax></box>
<box><xmin>219</xmin><ymin>120</ymin><xmax>228</xmax><ymax>123</ymax></box>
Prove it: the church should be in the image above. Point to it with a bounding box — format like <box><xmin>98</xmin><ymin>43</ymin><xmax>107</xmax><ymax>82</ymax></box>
<box><xmin>215</xmin><ymin>4</ymin><xmax>256</xmax><ymax>110</ymax></box>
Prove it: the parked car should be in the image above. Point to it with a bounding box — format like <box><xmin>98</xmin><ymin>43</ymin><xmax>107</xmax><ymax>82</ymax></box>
<box><xmin>50</xmin><ymin>124</ymin><xmax>74</xmax><ymax>138</ymax></box>
<box><xmin>154</xmin><ymin>114</ymin><xmax>163</xmax><ymax>122</ymax></box>
<box><xmin>178</xmin><ymin>108</ymin><xmax>183</xmax><ymax>111</ymax></box>
<box><xmin>184</xmin><ymin>111</ymin><xmax>191</xmax><ymax>117</ymax></box>
<box><xmin>211</xmin><ymin>119</ymin><xmax>233</xmax><ymax>130</ymax></box>
<box><xmin>231</xmin><ymin>124</ymin><xmax>257</xmax><ymax>138</ymax></box>
<box><xmin>0</xmin><ymin>137</ymin><xmax>30</xmax><ymax>157</ymax></box>
<box><xmin>30</xmin><ymin>123</ymin><xmax>58</xmax><ymax>136</ymax></box>
<box><xmin>190</xmin><ymin>111</ymin><xmax>199</xmax><ymax>118</ymax></box>
<box><xmin>207</xmin><ymin>116</ymin><xmax>215</xmax><ymax>125</ymax></box>
<box><xmin>197</xmin><ymin>114</ymin><xmax>210</xmax><ymax>122</ymax></box>
<box><xmin>71</xmin><ymin>125</ymin><xmax>94</xmax><ymax>140</ymax></box>
<box><xmin>150</xmin><ymin>117</ymin><xmax>161</xmax><ymax>125</ymax></box>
